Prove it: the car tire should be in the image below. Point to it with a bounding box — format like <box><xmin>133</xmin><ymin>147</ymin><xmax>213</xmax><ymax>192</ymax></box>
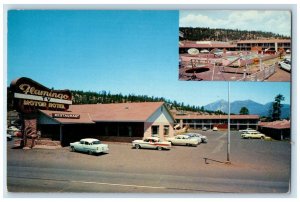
<box><xmin>135</xmin><ymin>144</ymin><xmax>140</xmax><ymax>149</ymax></box>
<box><xmin>88</xmin><ymin>150</ymin><xmax>93</xmax><ymax>155</ymax></box>
<box><xmin>70</xmin><ymin>147</ymin><xmax>75</xmax><ymax>152</ymax></box>
<box><xmin>261</xmin><ymin>136</ymin><xmax>265</xmax><ymax>139</ymax></box>
<box><xmin>157</xmin><ymin>146</ymin><xmax>162</xmax><ymax>151</ymax></box>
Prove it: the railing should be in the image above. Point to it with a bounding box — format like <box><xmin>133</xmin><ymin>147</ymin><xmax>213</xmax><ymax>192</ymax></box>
<box><xmin>237</xmin><ymin>64</ymin><xmax>276</xmax><ymax>81</ymax></box>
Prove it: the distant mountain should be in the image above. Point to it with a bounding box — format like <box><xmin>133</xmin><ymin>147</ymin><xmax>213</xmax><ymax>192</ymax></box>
<box><xmin>204</xmin><ymin>99</ymin><xmax>290</xmax><ymax>118</ymax></box>
<box><xmin>231</xmin><ymin>100</ymin><xmax>264</xmax><ymax>115</ymax></box>
<box><xmin>203</xmin><ymin>99</ymin><xmax>228</xmax><ymax>112</ymax></box>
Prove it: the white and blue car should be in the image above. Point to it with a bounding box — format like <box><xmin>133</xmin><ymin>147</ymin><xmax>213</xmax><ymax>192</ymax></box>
<box><xmin>70</xmin><ymin>138</ymin><xmax>109</xmax><ymax>155</ymax></box>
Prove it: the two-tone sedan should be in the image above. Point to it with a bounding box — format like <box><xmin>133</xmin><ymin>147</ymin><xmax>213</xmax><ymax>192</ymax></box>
<box><xmin>132</xmin><ymin>137</ymin><xmax>171</xmax><ymax>150</ymax></box>
<box><xmin>241</xmin><ymin>131</ymin><xmax>266</xmax><ymax>139</ymax></box>
<box><xmin>70</xmin><ymin>138</ymin><xmax>109</xmax><ymax>155</ymax></box>
<box><xmin>166</xmin><ymin>135</ymin><xmax>199</xmax><ymax>147</ymax></box>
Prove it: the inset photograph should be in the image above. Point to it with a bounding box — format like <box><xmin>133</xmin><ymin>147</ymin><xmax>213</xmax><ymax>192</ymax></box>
<box><xmin>179</xmin><ymin>10</ymin><xmax>291</xmax><ymax>81</ymax></box>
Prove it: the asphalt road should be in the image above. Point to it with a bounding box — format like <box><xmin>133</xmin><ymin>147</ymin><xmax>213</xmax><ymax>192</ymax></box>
<box><xmin>6</xmin><ymin>130</ymin><xmax>291</xmax><ymax>194</ymax></box>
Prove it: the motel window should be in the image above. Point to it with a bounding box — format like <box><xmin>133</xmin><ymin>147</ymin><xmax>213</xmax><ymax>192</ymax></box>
<box><xmin>151</xmin><ymin>126</ymin><xmax>159</xmax><ymax>137</ymax></box>
<box><xmin>163</xmin><ymin>125</ymin><xmax>169</xmax><ymax>136</ymax></box>
<box><xmin>128</xmin><ymin>126</ymin><xmax>132</xmax><ymax>137</ymax></box>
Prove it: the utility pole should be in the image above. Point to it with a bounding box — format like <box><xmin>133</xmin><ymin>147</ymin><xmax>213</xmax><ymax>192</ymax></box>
<box><xmin>227</xmin><ymin>82</ymin><xmax>231</xmax><ymax>164</ymax></box>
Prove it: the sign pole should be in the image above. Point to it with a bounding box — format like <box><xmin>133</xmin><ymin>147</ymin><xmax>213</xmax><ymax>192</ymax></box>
<box><xmin>227</xmin><ymin>82</ymin><xmax>231</xmax><ymax>164</ymax></box>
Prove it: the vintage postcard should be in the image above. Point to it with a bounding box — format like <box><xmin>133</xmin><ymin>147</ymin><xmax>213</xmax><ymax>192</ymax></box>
<box><xmin>5</xmin><ymin>9</ymin><xmax>292</xmax><ymax>195</ymax></box>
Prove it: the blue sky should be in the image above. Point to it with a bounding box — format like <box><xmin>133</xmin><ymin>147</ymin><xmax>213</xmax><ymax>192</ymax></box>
<box><xmin>180</xmin><ymin>10</ymin><xmax>291</xmax><ymax>37</ymax></box>
<box><xmin>7</xmin><ymin>10</ymin><xmax>290</xmax><ymax>107</ymax></box>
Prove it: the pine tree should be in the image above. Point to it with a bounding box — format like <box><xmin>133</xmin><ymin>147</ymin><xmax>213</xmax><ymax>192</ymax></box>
<box><xmin>239</xmin><ymin>107</ymin><xmax>249</xmax><ymax>115</ymax></box>
<box><xmin>271</xmin><ymin>94</ymin><xmax>285</xmax><ymax>121</ymax></box>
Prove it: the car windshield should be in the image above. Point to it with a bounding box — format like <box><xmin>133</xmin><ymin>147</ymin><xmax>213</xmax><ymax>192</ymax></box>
<box><xmin>92</xmin><ymin>141</ymin><xmax>101</xmax><ymax>144</ymax></box>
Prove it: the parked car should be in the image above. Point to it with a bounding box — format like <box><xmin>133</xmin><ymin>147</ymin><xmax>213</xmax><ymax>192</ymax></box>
<box><xmin>7</xmin><ymin>134</ymin><xmax>13</xmax><ymax>141</ymax></box>
<box><xmin>241</xmin><ymin>131</ymin><xmax>266</xmax><ymax>139</ymax></box>
<box><xmin>202</xmin><ymin>127</ymin><xmax>208</xmax><ymax>131</ymax></box>
<box><xmin>8</xmin><ymin>125</ymin><xmax>20</xmax><ymax>131</ymax></box>
<box><xmin>212</xmin><ymin>127</ymin><xmax>218</xmax><ymax>131</ymax></box>
<box><xmin>185</xmin><ymin>133</ymin><xmax>207</xmax><ymax>143</ymax></box>
<box><xmin>7</xmin><ymin>126</ymin><xmax>21</xmax><ymax>135</ymax></box>
<box><xmin>239</xmin><ymin>128</ymin><xmax>257</xmax><ymax>133</ymax></box>
<box><xmin>132</xmin><ymin>137</ymin><xmax>171</xmax><ymax>150</ymax></box>
<box><xmin>166</xmin><ymin>135</ymin><xmax>199</xmax><ymax>147</ymax></box>
<box><xmin>279</xmin><ymin>58</ymin><xmax>291</xmax><ymax>72</ymax></box>
<box><xmin>70</xmin><ymin>138</ymin><xmax>109</xmax><ymax>155</ymax></box>
<box><xmin>185</xmin><ymin>133</ymin><xmax>201</xmax><ymax>144</ymax></box>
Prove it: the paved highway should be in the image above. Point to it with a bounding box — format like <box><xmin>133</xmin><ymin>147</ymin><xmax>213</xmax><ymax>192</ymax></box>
<box><xmin>6</xmin><ymin>131</ymin><xmax>291</xmax><ymax>194</ymax></box>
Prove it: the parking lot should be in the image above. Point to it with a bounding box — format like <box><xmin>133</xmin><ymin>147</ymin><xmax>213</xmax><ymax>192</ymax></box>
<box><xmin>6</xmin><ymin>130</ymin><xmax>291</xmax><ymax>193</ymax></box>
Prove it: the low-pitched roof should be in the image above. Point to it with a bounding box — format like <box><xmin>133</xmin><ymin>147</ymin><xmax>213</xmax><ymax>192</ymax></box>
<box><xmin>40</xmin><ymin>102</ymin><xmax>168</xmax><ymax>124</ymax></box>
<box><xmin>174</xmin><ymin>114</ymin><xmax>260</xmax><ymax>120</ymax></box>
<box><xmin>180</xmin><ymin>41</ymin><xmax>237</xmax><ymax>48</ymax></box>
<box><xmin>237</xmin><ymin>39</ymin><xmax>291</xmax><ymax>44</ymax></box>
<box><xmin>179</xmin><ymin>39</ymin><xmax>291</xmax><ymax>49</ymax></box>
<box><xmin>259</xmin><ymin>120</ymin><xmax>290</xmax><ymax>129</ymax></box>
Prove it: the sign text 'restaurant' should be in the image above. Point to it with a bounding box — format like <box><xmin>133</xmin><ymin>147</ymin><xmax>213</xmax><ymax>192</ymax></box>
<box><xmin>52</xmin><ymin>113</ymin><xmax>80</xmax><ymax>119</ymax></box>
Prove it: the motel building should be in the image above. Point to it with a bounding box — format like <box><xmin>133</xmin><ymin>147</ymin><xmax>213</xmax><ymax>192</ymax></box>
<box><xmin>258</xmin><ymin>120</ymin><xmax>291</xmax><ymax>140</ymax></box>
<box><xmin>37</xmin><ymin>102</ymin><xmax>175</xmax><ymax>146</ymax></box>
<box><xmin>236</xmin><ymin>39</ymin><xmax>291</xmax><ymax>52</ymax></box>
<box><xmin>10</xmin><ymin>77</ymin><xmax>176</xmax><ymax>147</ymax></box>
<box><xmin>174</xmin><ymin>114</ymin><xmax>260</xmax><ymax>130</ymax></box>
<box><xmin>179</xmin><ymin>41</ymin><xmax>238</xmax><ymax>54</ymax></box>
<box><xmin>179</xmin><ymin>39</ymin><xmax>291</xmax><ymax>54</ymax></box>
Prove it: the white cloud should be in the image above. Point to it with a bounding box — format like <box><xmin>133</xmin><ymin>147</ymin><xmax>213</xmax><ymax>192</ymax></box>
<box><xmin>180</xmin><ymin>10</ymin><xmax>291</xmax><ymax>36</ymax></box>
<box><xmin>180</xmin><ymin>14</ymin><xmax>227</xmax><ymax>28</ymax></box>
